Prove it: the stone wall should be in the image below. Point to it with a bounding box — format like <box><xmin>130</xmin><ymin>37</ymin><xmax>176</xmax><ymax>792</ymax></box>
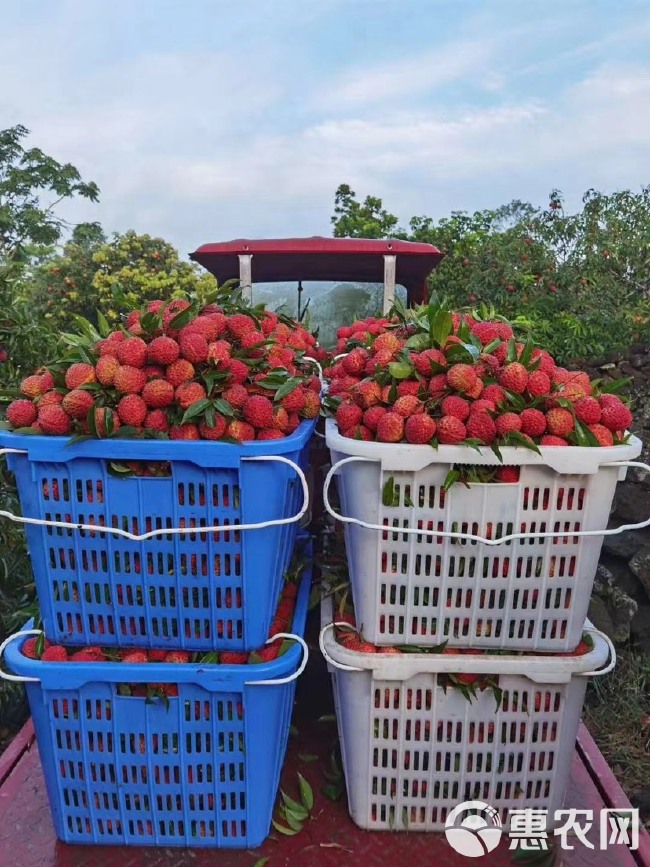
<box><xmin>585</xmin><ymin>345</ymin><xmax>650</xmax><ymax>650</ymax></box>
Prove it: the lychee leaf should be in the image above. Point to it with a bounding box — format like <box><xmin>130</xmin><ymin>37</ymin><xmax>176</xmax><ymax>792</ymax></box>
<box><xmin>272</xmin><ymin>819</ymin><xmax>301</xmax><ymax>836</ymax></box>
<box><xmin>212</xmin><ymin>397</ymin><xmax>235</xmax><ymax>418</ymax></box>
<box><xmin>298</xmin><ymin>773</ymin><xmax>314</xmax><ymax>812</ymax></box>
<box><xmin>599</xmin><ymin>376</ymin><xmax>632</xmax><ymax>394</ymax></box>
<box><xmin>482</xmin><ymin>338</ymin><xmax>502</xmax><ymax>355</ymax></box>
<box><xmin>274</xmin><ymin>378</ymin><xmax>303</xmax><ymax>401</ymax></box>
<box><xmin>388</xmin><ymin>362</ymin><xmax>412</xmax><ymax>380</ymax></box>
<box><xmin>96</xmin><ymin>310</ymin><xmax>111</xmax><ymax>338</ymax></box>
<box><xmin>574</xmin><ymin>419</ymin><xmax>601</xmax><ymax>447</ymax></box>
<box><xmin>504</xmin><ymin>431</ymin><xmax>542</xmax><ymax>455</ymax></box>
<box><xmin>429</xmin><ymin>309</ymin><xmax>453</xmax><ymax>347</ymax></box>
<box><xmin>181</xmin><ymin>399</ymin><xmax>212</xmax><ymax>424</ymax></box>
<box><xmin>168</xmin><ymin>302</ymin><xmax>200</xmax><ymax>330</ymax></box>
<box><xmin>381</xmin><ymin>476</ymin><xmax>397</xmax><ymax>507</ymax></box>
<box><xmin>140</xmin><ymin>311</ymin><xmax>163</xmax><ymax>334</ymax></box>
<box><xmin>506</xmin><ymin>338</ymin><xmax>518</xmax><ymax>363</ymax></box>
<box><xmin>490</xmin><ymin>442</ymin><xmax>504</xmax><ymax>462</ymax></box>
<box><xmin>281</xmin><ymin>791</ymin><xmax>309</xmax><ymax>820</ymax></box>
<box><xmin>443</xmin><ymin>344</ymin><xmax>475</xmax><ymax>365</ymax></box>
<box><xmin>405</xmin><ymin>333</ymin><xmax>429</xmax><ymax>351</ymax></box>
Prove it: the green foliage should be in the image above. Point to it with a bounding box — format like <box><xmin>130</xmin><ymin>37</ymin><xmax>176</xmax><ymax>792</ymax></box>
<box><xmin>38</xmin><ymin>229</ymin><xmax>217</xmax><ymax>330</ymax></box>
<box><xmin>331</xmin><ymin>184</ymin><xmax>650</xmax><ymax>364</ymax></box>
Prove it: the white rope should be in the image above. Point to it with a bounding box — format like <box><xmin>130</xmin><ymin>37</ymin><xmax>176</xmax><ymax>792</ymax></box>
<box><xmin>0</xmin><ymin>455</ymin><xmax>308</xmax><ymax>541</ymax></box>
<box><xmin>324</xmin><ymin>457</ymin><xmax>650</xmax><ymax>546</ymax></box>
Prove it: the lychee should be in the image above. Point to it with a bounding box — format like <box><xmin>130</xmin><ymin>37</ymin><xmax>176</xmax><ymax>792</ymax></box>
<box><xmin>545</xmin><ymin>408</ymin><xmax>574</xmax><ymax>438</ymax></box>
<box><xmin>147</xmin><ymin>336</ymin><xmax>180</xmax><ymax>366</ymax></box>
<box><xmin>166</xmin><ymin>359</ymin><xmax>195</xmax><ymax>387</ymax></box>
<box><xmin>142</xmin><ymin>379</ymin><xmax>175</xmax><ymax>408</ymax></box>
<box><xmin>117</xmin><ymin>337</ymin><xmax>148</xmax><ymax>368</ymax></box>
<box><xmin>226</xmin><ymin>420</ymin><xmax>256</xmax><ymax>441</ymax></box>
<box><xmin>376</xmin><ymin>412</ymin><xmax>405</xmax><ymax>443</ymax></box>
<box><xmin>6</xmin><ymin>399</ymin><xmax>37</xmax><ymax>427</ymax></box>
<box><xmin>65</xmin><ymin>363</ymin><xmax>96</xmax><ymax>390</ymax></box>
<box><xmin>117</xmin><ymin>394</ymin><xmax>148</xmax><ymax>426</ymax></box>
<box><xmin>62</xmin><ymin>389</ymin><xmax>94</xmax><ymax>420</ymax></box>
<box><xmin>243</xmin><ymin>395</ymin><xmax>275</xmax><ymax>429</ymax></box>
<box><xmin>446</xmin><ymin>364</ymin><xmax>478</xmax><ymax>393</ymax></box>
<box><xmin>96</xmin><ymin>355</ymin><xmax>120</xmax><ymax>386</ymax></box>
<box><xmin>113</xmin><ymin>365</ymin><xmax>146</xmax><ymax>394</ymax></box>
<box><xmin>404</xmin><ymin>414</ymin><xmax>436</xmax><ymax>444</ymax></box>
<box><xmin>519</xmin><ymin>408</ymin><xmax>546</xmax><ymax>437</ymax></box>
<box><xmin>38</xmin><ymin>405</ymin><xmax>71</xmax><ymax>435</ymax></box>
<box><xmin>499</xmin><ymin>363</ymin><xmax>528</xmax><ymax>394</ymax></box>
<box><xmin>437</xmin><ymin>416</ymin><xmax>467</xmax><ymax>444</ymax></box>
<box><xmin>199</xmin><ymin>416</ymin><xmax>228</xmax><ymax>440</ymax></box>
<box><xmin>441</xmin><ymin>395</ymin><xmax>470</xmax><ymax>421</ymax></box>
<box><xmin>466</xmin><ymin>413</ymin><xmax>496</xmax><ymax>444</ymax></box>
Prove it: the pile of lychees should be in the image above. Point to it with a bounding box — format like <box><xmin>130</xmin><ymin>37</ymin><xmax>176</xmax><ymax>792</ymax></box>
<box><xmin>327</xmin><ymin>304</ymin><xmax>633</xmax><ymax>448</ymax></box>
<box><xmin>5</xmin><ymin>297</ymin><xmax>326</xmax><ymax>442</ymax></box>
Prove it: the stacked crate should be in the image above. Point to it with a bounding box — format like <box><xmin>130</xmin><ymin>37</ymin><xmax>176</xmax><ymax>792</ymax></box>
<box><xmin>321</xmin><ymin>418</ymin><xmax>638</xmax><ymax>831</ymax></box>
<box><xmin>0</xmin><ymin>421</ymin><xmax>316</xmax><ymax>847</ymax></box>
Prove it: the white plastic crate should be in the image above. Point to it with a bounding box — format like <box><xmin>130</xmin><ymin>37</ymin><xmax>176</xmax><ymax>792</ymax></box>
<box><xmin>325</xmin><ymin>419</ymin><xmax>645</xmax><ymax>651</ymax></box>
<box><xmin>319</xmin><ymin>595</ymin><xmax>614</xmax><ymax>832</ymax></box>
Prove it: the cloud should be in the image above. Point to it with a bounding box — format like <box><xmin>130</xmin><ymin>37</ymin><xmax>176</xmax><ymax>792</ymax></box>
<box><xmin>0</xmin><ymin>3</ymin><xmax>648</xmax><ymax>257</ymax></box>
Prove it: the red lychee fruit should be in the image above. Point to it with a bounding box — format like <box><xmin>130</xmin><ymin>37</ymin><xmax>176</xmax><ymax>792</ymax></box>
<box><xmin>198</xmin><ymin>415</ymin><xmax>228</xmax><ymax>440</ymax></box>
<box><xmin>256</xmin><ymin>428</ymin><xmax>285</xmax><ymax>440</ymax></box>
<box><xmin>162</xmin><ymin>299</ymin><xmax>191</xmax><ymax>332</ymax></box>
<box><xmin>404</xmin><ymin>414</ymin><xmax>436</xmax><ymax>444</ymax></box>
<box><xmin>113</xmin><ymin>365</ymin><xmax>146</xmax><ymax>394</ymax></box>
<box><xmin>446</xmin><ymin>364</ymin><xmax>478</xmax><ymax>393</ymax></box>
<box><xmin>545</xmin><ymin>407</ymin><xmax>574</xmax><ymax>438</ymax></box>
<box><xmin>142</xmin><ymin>379</ymin><xmax>175</xmax><ymax>408</ymax></box>
<box><xmin>227</xmin><ymin>314</ymin><xmax>256</xmax><ymax>338</ymax></box>
<box><xmin>396</xmin><ymin>380</ymin><xmax>421</xmax><ymax>398</ymax></box>
<box><xmin>302</xmin><ymin>390</ymin><xmax>320</xmax><ymax>419</ymax></box>
<box><xmin>336</xmin><ymin>402</ymin><xmax>363</xmax><ymax>431</ymax></box>
<box><xmin>222</xmin><ymin>384</ymin><xmax>249</xmax><ymax>409</ymax></box>
<box><xmin>495</xmin><ymin>466</ymin><xmax>520</xmax><ymax>482</ymax></box>
<box><xmin>169</xmin><ymin>424</ymin><xmax>200</xmax><ymax>440</ymax></box>
<box><xmin>38</xmin><ymin>391</ymin><xmax>63</xmax><ymax>407</ymax></box>
<box><xmin>117</xmin><ymin>394</ymin><xmax>148</xmax><ymax>426</ymax></box>
<box><xmin>226</xmin><ymin>420</ymin><xmax>256</xmax><ymax>441</ymax></box>
<box><xmin>175</xmin><ymin>382</ymin><xmax>207</xmax><ymax>409</ymax></box>
<box><xmin>376</xmin><ymin>412</ymin><xmax>405</xmax><ymax>443</ymax></box>
<box><xmin>355</xmin><ymin>380</ymin><xmax>383</xmax><ymax>409</ymax></box>
<box><xmin>342</xmin><ymin>348</ymin><xmax>369</xmax><ymax>376</ymax></box>
<box><xmin>470</xmin><ymin>321</ymin><xmax>500</xmax><ymax>346</ymax></box>
<box><xmin>441</xmin><ymin>395</ymin><xmax>470</xmax><ymax>421</ymax></box>
<box><xmin>243</xmin><ymin>395</ymin><xmax>275</xmax><ymax>429</ymax></box>
<box><xmin>37</xmin><ymin>405</ymin><xmax>71</xmax><ymax>435</ymax></box>
<box><xmin>437</xmin><ymin>416</ymin><xmax>467</xmax><ymax>444</ymax></box>
<box><xmin>527</xmin><ymin>370</ymin><xmax>551</xmax><ymax>397</ymax></box>
<box><xmin>588</xmin><ymin>424</ymin><xmax>614</xmax><ymax>446</ymax></box>
<box><xmin>540</xmin><ymin>435</ymin><xmax>568</xmax><ymax>446</ymax></box>
<box><xmin>574</xmin><ymin>396</ymin><xmax>601</xmax><ymax>425</ymax></box>
<box><xmin>94</xmin><ymin>407</ymin><xmax>120</xmax><ymax>437</ymax></box>
<box><xmin>207</xmin><ymin>339</ymin><xmax>232</xmax><ymax>366</ymax></box>
<box><xmin>281</xmin><ymin>386</ymin><xmax>307</xmax><ymax>413</ymax></box>
<box><xmin>519</xmin><ymin>408</ymin><xmax>546</xmax><ymax>437</ymax></box>
<box><xmin>6</xmin><ymin>399</ymin><xmax>37</xmax><ymax>427</ymax></box>
<box><xmin>371</xmin><ymin>332</ymin><xmax>402</xmax><ymax>356</ymax></box>
<box><xmin>499</xmin><ymin>362</ymin><xmax>528</xmax><ymax>394</ymax></box>
<box><xmin>41</xmin><ymin>645</ymin><xmax>69</xmax><ymax>662</ymax></box>
<box><xmin>466</xmin><ymin>412</ymin><xmax>496</xmax><ymax>444</ymax></box>
<box><xmin>117</xmin><ymin>337</ymin><xmax>148</xmax><ymax>368</ymax></box>
<box><xmin>495</xmin><ymin>412</ymin><xmax>522</xmax><ymax>437</ymax></box>
<box><xmin>179</xmin><ymin>331</ymin><xmax>209</xmax><ymax>364</ymax></box>
<box><xmin>226</xmin><ymin>359</ymin><xmax>249</xmax><ymax>384</ymax></box>
<box><xmin>147</xmin><ymin>336</ymin><xmax>180</xmax><ymax>366</ymax></box>
<box><xmin>392</xmin><ymin>395</ymin><xmax>422</xmax><ymax>417</ymax></box>
<box><xmin>428</xmin><ymin>373</ymin><xmax>449</xmax><ymax>399</ymax></box>
<box><xmin>166</xmin><ymin>359</ymin><xmax>195</xmax><ymax>387</ymax></box>
<box><xmin>482</xmin><ymin>384</ymin><xmax>507</xmax><ymax>406</ymax></box>
<box><xmin>600</xmin><ymin>401</ymin><xmax>633</xmax><ymax>432</ymax></box>
<box><xmin>341</xmin><ymin>424</ymin><xmax>372</xmax><ymax>441</ymax></box>
<box><xmin>363</xmin><ymin>405</ymin><xmax>387</xmax><ymax>432</ymax></box>
<box><xmin>96</xmin><ymin>355</ymin><xmax>120</xmax><ymax>386</ymax></box>
<box><xmin>144</xmin><ymin>409</ymin><xmax>169</xmax><ymax>431</ymax></box>
<box><xmin>65</xmin><ymin>363</ymin><xmax>96</xmax><ymax>390</ymax></box>
<box><xmin>62</xmin><ymin>389</ymin><xmax>94</xmax><ymax>420</ymax></box>
<box><xmin>20</xmin><ymin>374</ymin><xmax>48</xmax><ymax>397</ymax></box>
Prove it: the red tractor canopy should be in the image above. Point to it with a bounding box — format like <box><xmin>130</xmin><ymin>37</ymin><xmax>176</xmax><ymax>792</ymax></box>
<box><xmin>190</xmin><ymin>237</ymin><xmax>444</xmax><ymax>310</ymax></box>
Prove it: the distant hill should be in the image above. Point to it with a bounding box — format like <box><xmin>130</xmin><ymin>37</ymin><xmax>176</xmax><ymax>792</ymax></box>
<box><xmin>250</xmin><ymin>281</ymin><xmax>406</xmax><ymax>347</ymax></box>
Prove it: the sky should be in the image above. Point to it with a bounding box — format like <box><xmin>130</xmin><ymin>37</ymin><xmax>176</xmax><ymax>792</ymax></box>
<box><xmin>1</xmin><ymin>0</ymin><xmax>649</xmax><ymax>260</ymax></box>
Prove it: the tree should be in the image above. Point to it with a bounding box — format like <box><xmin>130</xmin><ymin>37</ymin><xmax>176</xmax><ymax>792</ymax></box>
<box><xmin>0</xmin><ymin>126</ymin><xmax>100</xmax><ymax>379</ymax></box>
<box><xmin>0</xmin><ymin>125</ymin><xmax>99</xmax><ymax>268</ymax></box>
<box><xmin>40</xmin><ymin>230</ymin><xmax>217</xmax><ymax>329</ymax></box>
<box><xmin>330</xmin><ymin>183</ymin><xmax>650</xmax><ymax>363</ymax></box>
<box><xmin>331</xmin><ymin>184</ymin><xmax>405</xmax><ymax>239</ymax></box>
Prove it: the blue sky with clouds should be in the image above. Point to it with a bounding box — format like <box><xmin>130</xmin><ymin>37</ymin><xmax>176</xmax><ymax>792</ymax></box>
<box><xmin>2</xmin><ymin>0</ymin><xmax>649</xmax><ymax>258</ymax></box>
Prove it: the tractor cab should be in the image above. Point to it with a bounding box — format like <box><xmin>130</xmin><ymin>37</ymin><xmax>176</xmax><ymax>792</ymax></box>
<box><xmin>190</xmin><ymin>237</ymin><xmax>444</xmax><ymax>332</ymax></box>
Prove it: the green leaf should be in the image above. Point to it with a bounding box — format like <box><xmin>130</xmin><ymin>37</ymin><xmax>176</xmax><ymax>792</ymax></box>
<box><xmin>140</xmin><ymin>311</ymin><xmax>162</xmax><ymax>334</ymax></box>
<box><xmin>443</xmin><ymin>469</ymin><xmax>461</xmax><ymax>491</ymax></box>
<box><xmin>430</xmin><ymin>308</ymin><xmax>453</xmax><ymax>347</ymax></box>
<box><xmin>274</xmin><ymin>378</ymin><xmax>303</xmax><ymax>402</ymax></box>
<box><xmin>96</xmin><ymin>310</ymin><xmax>111</xmax><ymax>338</ymax></box>
<box><xmin>213</xmin><ymin>398</ymin><xmax>235</xmax><ymax>417</ymax></box>
<box><xmin>482</xmin><ymin>337</ymin><xmax>502</xmax><ymax>355</ymax></box>
<box><xmin>322</xmin><ymin>782</ymin><xmax>344</xmax><ymax>802</ymax></box>
<box><xmin>297</xmin><ymin>773</ymin><xmax>314</xmax><ymax>811</ymax></box>
<box><xmin>168</xmin><ymin>302</ymin><xmax>198</xmax><ymax>330</ymax></box>
<box><xmin>271</xmin><ymin>820</ymin><xmax>300</xmax><ymax>836</ymax></box>
<box><xmin>599</xmin><ymin>376</ymin><xmax>632</xmax><ymax>394</ymax></box>
<box><xmin>382</xmin><ymin>476</ymin><xmax>397</xmax><ymax>507</ymax></box>
<box><xmin>281</xmin><ymin>791</ymin><xmax>309</xmax><ymax>820</ymax></box>
<box><xmin>505</xmin><ymin>430</ymin><xmax>542</xmax><ymax>455</ymax></box>
<box><xmin>180</xmin><ymin>398</ymin><xmax>212</xmax><ymax>424</ymax></box>
<box><xmin>252</xmin><ymin>859</ymin><xmax>269</xmax><ymax>867</ymax></box>
<box><xmin>298</xmin><ymin>753</ymin><xmax>319</xmax><ymax>763</ymax></box>
<box><xmin>388</xmin><ymin>361</ymin><xmax>413</xmax><ymax>380</ymax></box>
<box><xmin>405</xmin><ymin>333</ymin><xmax>429</xmax><ymax>351</ymax></box>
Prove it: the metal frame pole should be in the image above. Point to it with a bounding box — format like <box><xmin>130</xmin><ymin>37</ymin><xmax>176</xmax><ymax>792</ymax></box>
<box><xmin>238</xmin><ymin>254</ymin><xmax>253</xmax><ymax>303</ymax></box>
<box><xmin>383</xmin><ymin>254</ymin><xmax>396</xmax><ymax>313</ymax></box>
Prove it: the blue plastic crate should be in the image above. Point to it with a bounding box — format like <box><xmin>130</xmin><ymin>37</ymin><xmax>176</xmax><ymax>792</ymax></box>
<box><xmin>0</xmin><ymin>421</ymin><xmax>315</xmax><ymax>651</ymax></box>
<box><xmin>2</xmin><ymin>561</ymin><xmax>311</xmax><ymax>849</ymax></box>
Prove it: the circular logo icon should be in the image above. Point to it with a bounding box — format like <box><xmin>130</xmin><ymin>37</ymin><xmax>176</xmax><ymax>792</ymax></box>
<box><xmin>445</xmin><ymin>800</ymin><xmax>503</xmax><ymax>858</ymax></box>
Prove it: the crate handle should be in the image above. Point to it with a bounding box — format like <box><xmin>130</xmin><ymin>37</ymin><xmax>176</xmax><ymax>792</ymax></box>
<box><xmin>0</xmin><ymin>628</ymin><xmax>309</xmax><ymax>686</ymax></box>
<box><xmin>303</xmin><ymin>356</ymin><xmax>325</xmax><ymax>390</ymax></box>
<box><xmin>0</xmin><ymin>454</ymin><xmax>308</xmax><ymax>541</ymax></box>
<box><xmin>244</xmin><ymin>633</ymin><xmax>309</xmax><ymax>685</ymax></box>
<box><xmin>0</xmin><ymin>629</ymin><xmax>42</xmax><ymax>683</ymax></box>
<box><xmin>325</xmin><ymin>457</ymin><xmax>650</xmax><ymax>545</ymax></box>
<box><xmin>0</xmin><ymin>448</ymin><xmax>28</xmax><ymax>457</ymax></box>
<box><xmin>318</xmin><ymin>622</ymin><xmax>364</xmax><ymax>672</ymax></box>
<box><xmin>579</xmin><ymin>627</ymin><xmax>616</xmax><ymax>677</ymax></box>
